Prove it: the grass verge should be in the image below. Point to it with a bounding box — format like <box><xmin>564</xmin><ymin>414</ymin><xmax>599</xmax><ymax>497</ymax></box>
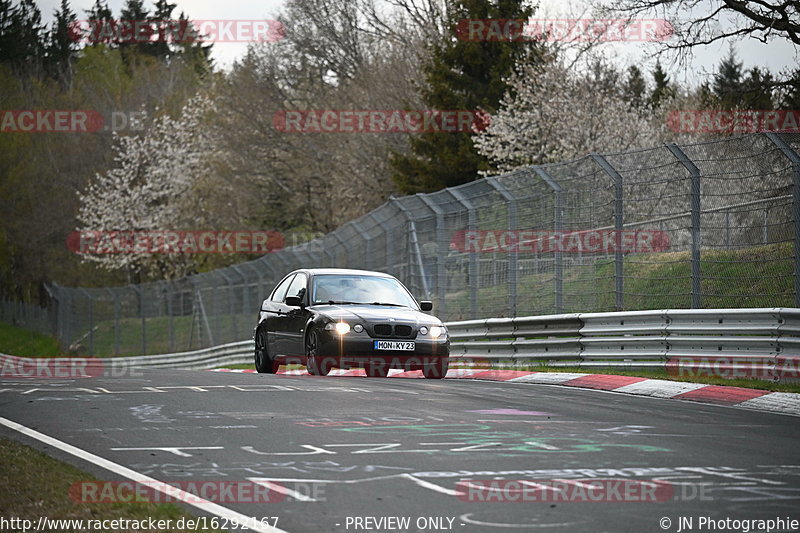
<box><xmin>0</xmin><ymin>437</ymin><xmax>223</xmax><ymax>532</ymax></box>
<box><xmin>0</xmin><ymin>322</ymin><xmax>67</xmax><ymax>357</ymax></box>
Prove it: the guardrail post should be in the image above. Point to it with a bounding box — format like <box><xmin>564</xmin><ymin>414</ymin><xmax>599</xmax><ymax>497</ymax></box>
<box><xmin>487</xmin><ymin>176</ymin><xmax>518</xmax><ymax>316</ymax></box>
<box><xmin>667</xmin><ymin>143</ymin><xmax>702</xmax><ymax>309</ymax></box>
<box><xmin>764</xmin><ymin>132</ymin><xmax>800</xmax><ymax>307</ymax></box>
<box><xmin>590</xmin><ymin>155</ymin><xmax>625</xmax><ymax>311</ymax></box>
<box><xmin>418</xmin><ymin>194</ymin><xmax>448</xmax><ymax>315</ymax></box>
<box><xmin>533</xmin><ymin>166</ymin><xmax>564</xmax><ymax>313</ymax></box>
<box><xmin>447</xmin><ymin>188</ymin><xmax>478</xmax><ymax>319</ymax></box>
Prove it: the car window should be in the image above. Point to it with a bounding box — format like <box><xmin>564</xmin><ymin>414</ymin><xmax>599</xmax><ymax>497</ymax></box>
<box><xmin>285</xmin><ymin>273</ymin><xmax>308</xmax><ymax>302</ymax></box>
<box><xmin>311</xmin><ymin>274</ymin><xmax>418</xmax><ymax>308</ymax></box>
<box><xmin>270</xmin><ymin>274</ymin><xmax>295</xmax><ymax>302</ymax></box>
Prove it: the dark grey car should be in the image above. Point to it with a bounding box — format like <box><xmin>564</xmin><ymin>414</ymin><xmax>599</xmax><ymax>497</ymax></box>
<box><xmin>254</xmin><ymin>268</ymin><xmax>450</xmax><ymax>378</ymax></box>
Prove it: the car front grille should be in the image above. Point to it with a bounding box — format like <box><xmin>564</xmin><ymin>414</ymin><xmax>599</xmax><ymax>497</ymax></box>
<box><xmin>374</xmin><ymin>324</ymin><xmax>392</xmax><ymax>336</ymax></box>
<box><xmin>372</xmin><ymin>324</ymin><xmax>414</xmax><ymax>338</ymax></box>
<box><xmin>395</xmin><ymin>325</ymin><xmax>412</xmax><ymax>337</ymax></box>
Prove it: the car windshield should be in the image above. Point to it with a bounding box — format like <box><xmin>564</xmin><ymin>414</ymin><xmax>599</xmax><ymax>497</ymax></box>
<box><xmin>311</xmin><ymin>274</ymin><xmax>418</xmax><ymax>308</ymax></box>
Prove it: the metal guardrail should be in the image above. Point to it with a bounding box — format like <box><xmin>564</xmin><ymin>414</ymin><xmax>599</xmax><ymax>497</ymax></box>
<box><xmin>448</xmin><ymin>308</ymin><xmax>800</xmax><ymax>381</ymax></box>
<box><xmin>4</xmin><ymin>309</ymin><xmax>796</xmax><ymax>382</ymax></box>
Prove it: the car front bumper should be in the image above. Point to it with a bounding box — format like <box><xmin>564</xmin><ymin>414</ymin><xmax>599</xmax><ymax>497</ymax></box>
<box><xmin>317</xmin><ymin>331</ymin><xmax>449</xmax><ymax>370</ymax></box>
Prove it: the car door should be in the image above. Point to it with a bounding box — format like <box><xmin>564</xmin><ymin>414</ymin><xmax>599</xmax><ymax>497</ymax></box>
<box><xmin>264</xmin><ymin>273</ymin><xmax>295</xmax><ymax>356</ymax></box>
<box><xmin>275</xmin><ymin>272</ymin><xmax>309</xmax><ymax>357</ymax></box>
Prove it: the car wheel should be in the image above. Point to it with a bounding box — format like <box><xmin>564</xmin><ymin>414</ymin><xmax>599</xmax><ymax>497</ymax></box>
<box><xmin>254</xmin><ymin>327</ymin><xmax>279</xmax><ymax>374</ymax></box>
<box><xmin>305</xmin><ymin>328</ymin><xmax>331</xmax><ymax>376</ymax></box>
<box><xmin>422</xmin><ymin>357</ymin><xmax>449</xmax><ymax>379</ymax></box>
<box><xmin>365</xmin><ymin>362</ymin><xmax>389</xmax><ymax>378</ymax></box>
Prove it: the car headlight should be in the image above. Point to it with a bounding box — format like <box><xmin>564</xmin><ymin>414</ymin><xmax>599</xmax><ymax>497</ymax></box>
<box><xmin>429</xmin><ymin>326</ymin><xmax>444</xmax><ymax>339</ymax></box>
<box><xmin>325</xmin><ymin>322</ymin><xmax>351</xmax><ymax>335</ymax></box>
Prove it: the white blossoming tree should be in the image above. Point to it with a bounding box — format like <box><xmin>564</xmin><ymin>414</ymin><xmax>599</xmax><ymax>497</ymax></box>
<box><xmin>76</xmin><ymin>94</ymin><xmax>216</xmax><ymax>280</ymax></box>
<box><xmin>473</xmin><ymin>51</ymin><xmax>668</xmax><ymax>173</ymax></box>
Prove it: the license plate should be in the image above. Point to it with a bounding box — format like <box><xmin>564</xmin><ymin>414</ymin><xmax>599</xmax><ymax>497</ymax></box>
<box><xmin>373</xmin><ymin>340</ymin><xmax>415</xmax><ymax>351</ymax></box>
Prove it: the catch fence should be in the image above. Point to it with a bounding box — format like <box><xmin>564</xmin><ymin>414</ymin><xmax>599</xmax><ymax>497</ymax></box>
<box><xmin>13</xmin><ymin>132</ymin><xmax>800</xmax><ymax>355</ymax></box>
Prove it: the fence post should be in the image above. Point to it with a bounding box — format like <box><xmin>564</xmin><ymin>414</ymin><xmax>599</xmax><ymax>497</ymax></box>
<box><xmin>319</xmin><ymin>235</ymin><xmax>336</xmax><ymax>267</ymax></box>
<box><xmin>390</xmin><ymin>198</ymin><xmax>429</xmax><ymax>299</ymax></box>
<box><xmin>666</xmin><ymin>143</ymin><xmax>702</xmax><ymax>309</ymax></box>
<box><xmin>418</xmin><ymin>194</ymin><xmax>448</xmax><ymax>316</ymax></box>
<box><xmin>105</xmin><ymin>288</ymin><xmax>120</xmax><ymax>355</ymax></box>
<box><xmin>44</xmin><ymin>283</ymin><xmax>63</xmax><ymax>345</ymax></box>
<box><xmin>366</xmin><ymin>211</ymin><xmax>394</xmax><ymax>276</ymax></box>
<box><xmin>590</xmin><ymin>154</ymin><xmax>625</xmax><ymax>311</ymax></box>
<box><xmin>132</xmin><ymin>285</ymin><xmax>146</xmax><ymax>354</ymax></box>
<box><xmin>764</xmin><ymin>132</ymin><xmax>800</xmax><ymax>307</ymax></box>
<box><xmin>447</xmin><ymin>188</ymin><xmax>478</xmax><ymax>319</ymax></box>
<box><xmin>351</xmin><ymin>220</ymin><xmax>372</xmax><ymax>270</ymax></box>
<box><xmin>487</xmin><ymin>176</ymin><xmax>518</xmax><ymax>317</ymax></box>
<box><xmin>79</xmin><ymin>289</ymin><xmax>94</xmax><ymax>356</ymax></box>
<box><xmin>533</xmin><ymin>166</ymin><xmax>564</xmax><ymax>313</ymax></box>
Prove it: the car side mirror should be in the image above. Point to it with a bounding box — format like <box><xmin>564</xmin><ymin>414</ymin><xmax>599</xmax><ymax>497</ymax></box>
<box><xmin>420</xmin><ymin>301</ymin><xmax>433</xmax><ymax>312</ymax></box>
<box><xmin>260</xmin><ymin>299</ymin><xmax>269</xmax><ymax>312</ymax></box>
<box><xmin>285</xmin><ymin>295</ymin><xmax>303</xmax><ymax>308</ymax></box>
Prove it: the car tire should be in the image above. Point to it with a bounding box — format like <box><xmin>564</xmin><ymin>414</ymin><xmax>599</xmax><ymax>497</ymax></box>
<box><xmin>305</xmin><ymin>328</ymin><xmax>331</xmax><ymax>376</ymax></box>
<box><xmin>254</xmin><ymin>327</ymin><xmax>279</xmax><ymax>374</ymax></box>
<box><xmin>365</xmin><ymin>363</ymin><xmax>389</xmax><ymax>378</ymax></box>
<box><xmin>422</xmin><ymin>357</ymin><xmax>449</xmax><ymax>379</ymax></box>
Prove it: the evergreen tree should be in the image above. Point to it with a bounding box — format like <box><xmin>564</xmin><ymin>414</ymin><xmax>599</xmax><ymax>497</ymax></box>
<box><xmin>390</xmin><ymin>0</ymin><xmax>542</xmax><ymax>194</ymax></box>
<box><xmin>46</xmin><ymin>0</ymin><xmax>78</xmax><ymax>87</ymax></box>
<box><xmin>741</xmin><ymin>66</ymin><xmax>774</xmax><ymax>109</ymax></box>
<box><xmin>119</xmin><ymin>0</ymin><xmax>151</xmax><ymax>63</ymax></box>
<box><xmin>172</xmin><ymin>10</ymin><xmax>213</xmax><ymax>76</ymax></box>
<box><xmin>712</xmin><ymin>48</ymin><xmax>744</xmax><ymax>110</ymax></box>
<box><xmin>84</xmin><ymin>0</ymin><xmax>114</xmax><ymax>47</ymax></box>
<box><xmin>650</xmin><ymin>60</ymin><xmax>675</xmax><ymax>108</ymax></box>
<box><xmin>148</xmin><ymin>0</ymin><xmax>176</xmax><ymax>59</ymax></box>
<box><xmin>623</xmin><ymin>65</ymin><xmax>647</xmax><ymax>109</ymax></box>
<box><xmin>779</xmin><ymin>69</ymin><xmax>800</xmax><ymax>110</ymax></box>
<box><xmin>0</xmin><ymin>0</ymin><xmax>45</xmax><ymax>76</ymax></box>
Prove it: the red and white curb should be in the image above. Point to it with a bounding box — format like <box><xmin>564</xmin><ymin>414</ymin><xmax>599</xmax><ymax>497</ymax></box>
<box><xmin>211</xmin><ymin>368</ymin><xmax>800</xmax><ymax>417</ymax></box>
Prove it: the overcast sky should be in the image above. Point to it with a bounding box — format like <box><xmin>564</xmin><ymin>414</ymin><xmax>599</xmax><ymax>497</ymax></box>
<box><xmin>35</xmin><ymin>0</ymin><xmax>799</xmax><ymax>86</ymax></box>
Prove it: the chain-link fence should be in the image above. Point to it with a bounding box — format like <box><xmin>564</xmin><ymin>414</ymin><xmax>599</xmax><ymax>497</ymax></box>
<box><xmin>10</xmin><ymin>131</ymin><xmax>800</xmax><ymax>356</ymax></box>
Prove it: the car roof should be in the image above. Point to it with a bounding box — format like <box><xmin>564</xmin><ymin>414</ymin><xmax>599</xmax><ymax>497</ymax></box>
<box><xmin>292</xmin><ymin>268</ymin><xmax>395</xmax><ymax>278</ymax></box>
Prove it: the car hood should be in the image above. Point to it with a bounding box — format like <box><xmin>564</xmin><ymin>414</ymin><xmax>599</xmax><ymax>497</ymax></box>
<box><xmin>311</xmin><ymin>304</ymin><xmax>442</xmax><ymax>325</ymax></box>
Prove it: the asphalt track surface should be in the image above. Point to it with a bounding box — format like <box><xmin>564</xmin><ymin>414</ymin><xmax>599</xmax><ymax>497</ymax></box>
<box><xmin>1</xmin><ymin>369</ymin><xmax>799</xmax><ymax>533</ymax></box>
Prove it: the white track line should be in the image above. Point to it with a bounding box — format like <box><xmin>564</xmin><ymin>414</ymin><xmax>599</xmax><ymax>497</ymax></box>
<box><xmin>0</xmin><ymin>416</ymin><xmax>289</xmax><ymax>533</ymax></box>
